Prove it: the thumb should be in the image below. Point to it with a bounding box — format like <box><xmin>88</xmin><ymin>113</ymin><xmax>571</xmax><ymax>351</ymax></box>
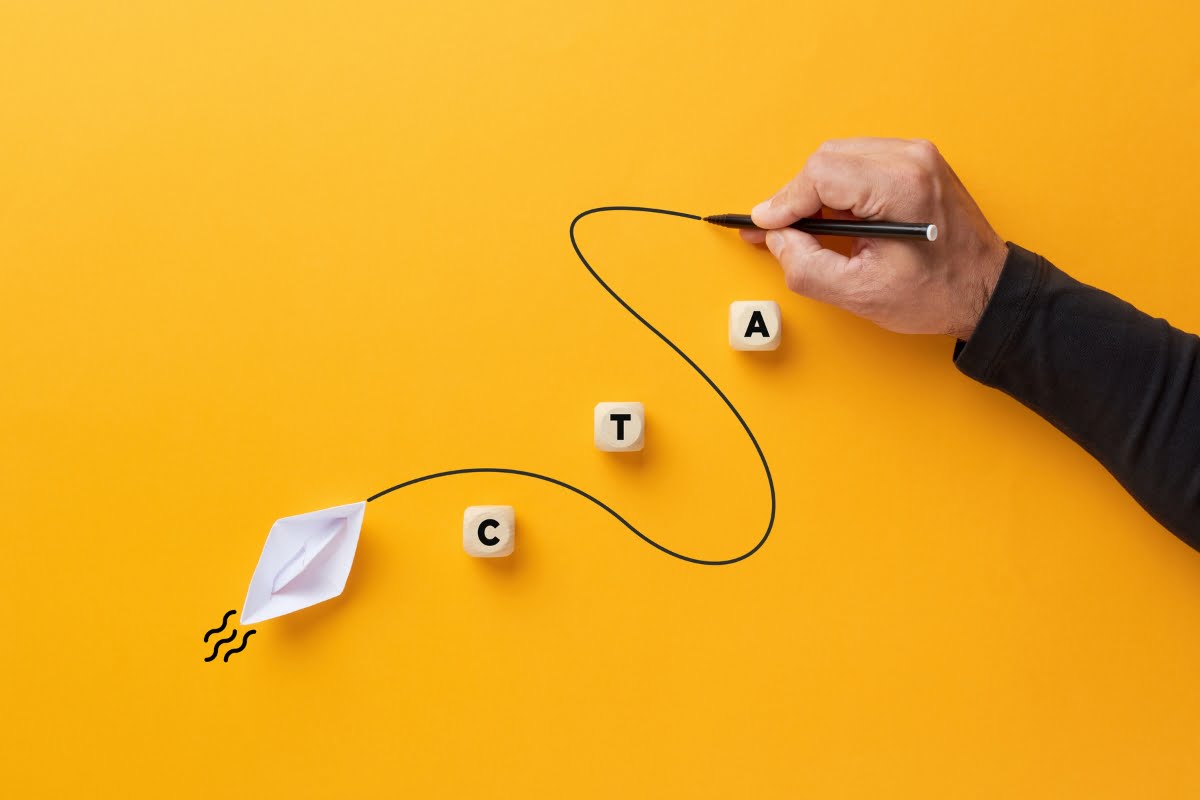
<box><xmin>765</xmin><ymin>228</ymin><xmax>849</xmax><ymax>305</ymax></box>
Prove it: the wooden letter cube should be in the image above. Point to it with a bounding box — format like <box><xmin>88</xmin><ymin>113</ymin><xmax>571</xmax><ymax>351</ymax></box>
<box><xmin>594</xmin><ymin>402</ymin><xmax>644</xmax><ymax>451</ymax></box>
<box><xmin>463</xmin><ymin>505</ymin><xmax>515</xmax><ymax>557</ymax></box>
<box><xmin>729</xmin><ymin>301</ymin><xmax>781</xmax><ymax>351</ymax></box>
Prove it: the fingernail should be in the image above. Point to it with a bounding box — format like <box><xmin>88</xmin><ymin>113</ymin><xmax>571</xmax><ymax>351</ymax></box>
<box><xmin>751</xmin><ymin>199</ymin><xmax>771</xmax><ymax>221</ymax></box>
<box><xmin>765</xmin><ymin>230</ymin><xmax>783</xmax><ymax>257</ymax></box>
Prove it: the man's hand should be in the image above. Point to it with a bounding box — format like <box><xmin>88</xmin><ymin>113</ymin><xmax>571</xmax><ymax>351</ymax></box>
<box><xmin>743</xmin><ymin>138</ymin><xmax>1008</xmax><ymax>340</ymax></box>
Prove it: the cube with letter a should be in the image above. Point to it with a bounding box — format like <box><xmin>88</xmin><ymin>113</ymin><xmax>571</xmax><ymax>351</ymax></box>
<box><xmin>729</xmin><ymin>300</ymin><xmax>781</xmax><ymax>351</ymax></box>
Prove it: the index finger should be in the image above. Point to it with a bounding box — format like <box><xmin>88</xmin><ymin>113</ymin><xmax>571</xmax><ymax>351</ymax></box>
<box><xmin>751</xmin><ymin>150</ymin><xmax>900</xmax><ymax>229</ymax></box>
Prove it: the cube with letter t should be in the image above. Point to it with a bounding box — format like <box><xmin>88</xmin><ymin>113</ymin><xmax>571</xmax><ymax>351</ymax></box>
<box><xmin>729</xmin><ymin>301</ymin><xmax>781</xmax><ymax>351</ymax></box>
<box><xmin>594</xmin><ymin>401</ymin><xmax>645</xmax><ymax>452</ymax></box>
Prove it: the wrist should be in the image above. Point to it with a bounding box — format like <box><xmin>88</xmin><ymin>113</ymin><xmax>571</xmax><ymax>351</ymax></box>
<box><xmin>949</xmin><ymin>237</ymin><xmax>1008</xmax><ymax>341</ymax></box>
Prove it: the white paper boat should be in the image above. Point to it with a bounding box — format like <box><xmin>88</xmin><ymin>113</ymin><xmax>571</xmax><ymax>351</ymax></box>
<box><xmin>241</xmin><ymin>501</ymin><xmax>366</xmax><ymax>625</ymax></box>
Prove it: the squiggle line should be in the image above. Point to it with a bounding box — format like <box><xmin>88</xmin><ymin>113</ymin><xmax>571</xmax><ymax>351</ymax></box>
<box><xmin>367</xmin><ymin>207</ymin><xmax>775</xmax><ymax>566</ymax></box>
<box><xmin>205</xmin><ymin>629</ymin><xmax>238</xmax><ymax>662</ymax></box>
<box><xmin>203</xmin><ymin>609</ymin><xmax>236</xmax><ymax>642</ymax></box>
<box><xmin>223</xmin><ymin>630</ymin><xmax>256</xmax><ymax>662</ymax></box>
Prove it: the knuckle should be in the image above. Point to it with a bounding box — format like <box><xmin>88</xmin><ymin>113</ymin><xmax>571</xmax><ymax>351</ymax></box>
<box><xmin>856</xmin><ymin>188</ymin><xmax>886</xmax><ymax>220</ymax></box>
<box><xmin>802</xmin><ymin>150</ymin><xmax>828</xmax><ymax>179</ymax></box>
<box><xmin>804</xmin><ymin>151</ymin><xmax>854</xmax><ymax>205</ymax></box>
<box><xmin>805</xmin><ymin>148</ymin><xmax>841</xmax><ymax>176</ymax></box>
<box><xmin>908</xmin><ymin>138</ymin><xmax>940</xmax><ymax>166</ymax></box>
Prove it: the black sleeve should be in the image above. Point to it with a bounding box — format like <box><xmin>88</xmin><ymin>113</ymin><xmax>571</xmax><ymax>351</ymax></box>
<box><xmin>954</xmin><ymin>243</ymin><xmax>1200</xmax><ymax>546</ymax></box>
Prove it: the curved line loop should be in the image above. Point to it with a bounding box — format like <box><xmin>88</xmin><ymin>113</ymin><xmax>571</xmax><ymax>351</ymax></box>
<box><xmin>367</xmin><ymin>207</ymin><xmax>776</xmax><ymax>566</ymax></box>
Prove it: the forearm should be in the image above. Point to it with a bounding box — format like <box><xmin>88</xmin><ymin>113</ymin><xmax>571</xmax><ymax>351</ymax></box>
<box><xmin>955</xmin><ymin>244</ymin><xmax>1200</xmax><ymax>544</ymax></box>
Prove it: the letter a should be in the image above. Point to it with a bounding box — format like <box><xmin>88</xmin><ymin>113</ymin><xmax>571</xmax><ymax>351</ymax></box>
<box><xmin>745</xmin><ymin>310</ymin><xmax>770</xmax><ymax>338</ymax></box>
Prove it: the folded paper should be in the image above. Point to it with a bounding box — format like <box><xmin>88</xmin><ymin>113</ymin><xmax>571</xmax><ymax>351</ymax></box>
<box><xmin>241</xmin><ymin>501</ymin><xmax>366</xmax><ymax>624</ymax></box>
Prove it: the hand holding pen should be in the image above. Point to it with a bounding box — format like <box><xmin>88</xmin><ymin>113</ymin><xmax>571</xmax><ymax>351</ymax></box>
<box><xmin>730</xmin><ymin>138</ymin><xmax>1009</xmax><ymax>341</ymax></box>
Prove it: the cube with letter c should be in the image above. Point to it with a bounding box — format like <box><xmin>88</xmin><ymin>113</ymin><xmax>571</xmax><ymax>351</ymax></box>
<box><xmin>463</xmin><ymin>505</ymin><xmax>515</xmax><ymax>557</ymax></box>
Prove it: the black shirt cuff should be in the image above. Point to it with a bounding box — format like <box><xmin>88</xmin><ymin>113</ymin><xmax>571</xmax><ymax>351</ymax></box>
<box><xmin>953</xmin><ymin>243</ymin><xmax>1047</xmax><ymax>385</ymax></box>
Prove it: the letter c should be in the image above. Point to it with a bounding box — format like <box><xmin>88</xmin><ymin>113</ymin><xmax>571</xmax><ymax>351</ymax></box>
<box><xmin>477</xmin><ymin>518</ymin><xmax>501</xmax><ymax>546</ymax></box>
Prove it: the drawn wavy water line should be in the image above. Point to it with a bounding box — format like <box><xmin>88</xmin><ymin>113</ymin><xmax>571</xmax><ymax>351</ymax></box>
<box><xmin>222</xmin><ymin>630</ymin><xmax>257</xmax><ymax>662</ymax></box>
<box><xmin>203</xmin><ymin>609</ymin><xmax>237</xmax><ymax>642</ymax></box>
<box><xmin>205</xmin><ymin>629</ymin><xmax>238</xmax><ymax>662</ymax></box>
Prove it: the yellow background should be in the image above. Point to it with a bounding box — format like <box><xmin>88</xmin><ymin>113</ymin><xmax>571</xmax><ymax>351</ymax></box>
<box><xmin>3</xmin><ymin>1</ymin><xmax>1199</xmax><ymax>796</ymax></box>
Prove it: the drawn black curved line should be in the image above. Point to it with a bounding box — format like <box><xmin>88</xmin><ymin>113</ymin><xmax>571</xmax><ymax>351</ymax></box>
<box><xmin>205</xmin><ymin>629</ymin><xmax>238</xmax><ymax>662</ymax></box>
<box><xmin>203</xmin><ymin>609</ymin><xmax>237</xmax><ymax>642</ymax></box>
<box><xmin>223</xmin><ymin>630</ymin><xmax>257</xmax><ymax>662</ymax></box>
<box><xmin>367</xmin><ymin>207</ymin><xmax>775</xmax><ymax>566</ymax></box>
